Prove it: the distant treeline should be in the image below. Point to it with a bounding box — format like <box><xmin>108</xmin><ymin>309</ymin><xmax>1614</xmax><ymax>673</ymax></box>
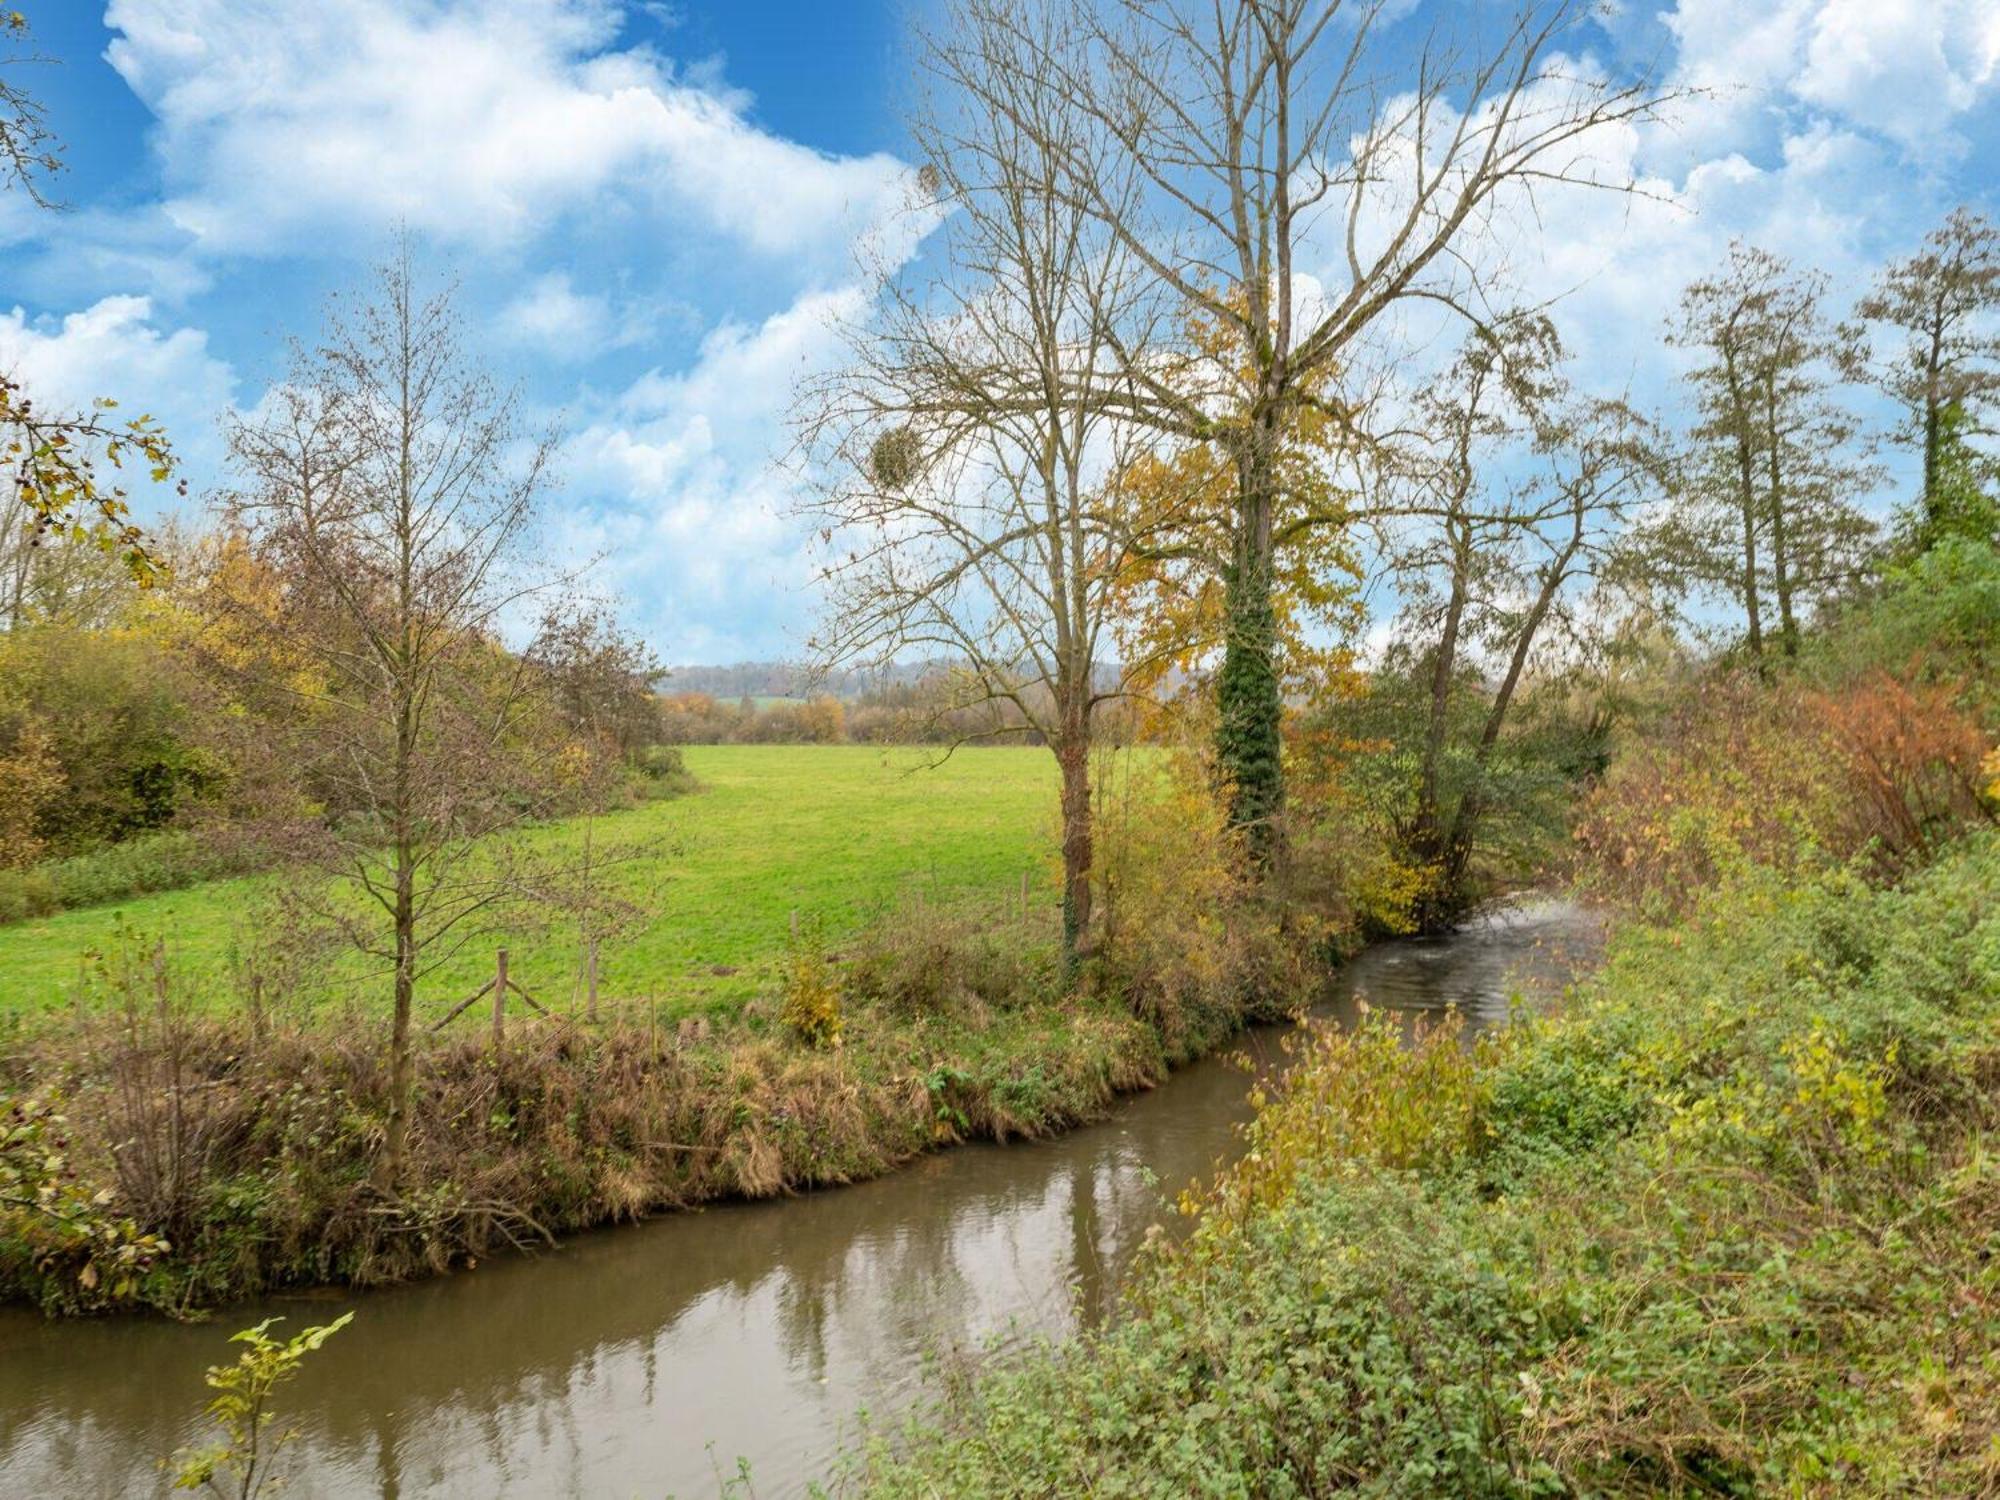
<box><xmin>659</xmin><ymin>677</ymin><xmax>1142</xmax><ymax>746</ymax></box>
<box><xmin>662</xmin><ymin>658</ymin><xmax>1132</xmax><ymax>703</ymax></box>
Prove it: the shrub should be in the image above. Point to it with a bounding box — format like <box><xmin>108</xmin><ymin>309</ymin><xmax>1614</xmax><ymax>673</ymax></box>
<box><xmin>0</xmin><ymin>829</ymin><xmax>273</xmax><ymax>926</ymax></box>
<box><xmin>1574</xmin><ymin>669</ymin><xmax>1993</xmax><ymax>913</ymax></box>
<box><xmin>856</xmin><ymin>828</ymin><xmax>2000</xmax><ymax>1497</ymax></box>
<box><xmin>0</xmin><ymin>1090</ymin><xmax>173</xmax><ymax>1313</ymax></box>
<box><xmin>631</xmin><ymin>743</ymin><xmax>698</xmax><ymax>800</ymax></box>
<box><xmin>844</xmin><ymin>901</ymin><xmax>1054</xmax><ymax>1019</ymax></box>
<box><xmin>0</xmin><ymin>722</ymin><xmax>62</xmax><ymax>870</ymax></box>
<box><xmin>780</xmin><ymin>923</ymin><xmax>844</xmax><ymax>1049</ymax></box>
<box><xmin>1090</xmin><ymin>753</ymin><xmax>1327</xmax><ymax>1051</ymax></box>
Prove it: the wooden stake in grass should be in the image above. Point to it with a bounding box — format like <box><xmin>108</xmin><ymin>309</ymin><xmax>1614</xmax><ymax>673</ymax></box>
<box><xmin>492</xmin><ymin>948</ymin><xmax>509</xmax><ymax>1047</ymax></box>
<box><xmin>585</xmin><ymin>937</ymin><xmax>599</xmax><ymax>1024</ymax></box>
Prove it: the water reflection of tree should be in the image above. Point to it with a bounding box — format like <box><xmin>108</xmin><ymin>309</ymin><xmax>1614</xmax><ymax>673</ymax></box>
<box><xmin>1070</xmin><ymin>1157</ymin><xmax>1108</xmax><ymax>1328</ymax></box>
<box><xmin>2</xmin><ymin>1067</ymin><xmax>1274</xmax><ymax>1497</ymax></box>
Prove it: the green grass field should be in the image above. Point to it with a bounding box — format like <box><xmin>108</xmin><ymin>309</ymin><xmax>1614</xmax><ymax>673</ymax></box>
<box><xmin>0</xmin><ymin>745</ymin><xmax>1064</xmax><ymax>1021</ymax></box>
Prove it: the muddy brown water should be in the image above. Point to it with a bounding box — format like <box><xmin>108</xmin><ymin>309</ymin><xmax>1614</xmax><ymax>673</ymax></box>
<box><xmin>1</xmin><ymin>897</ymin><xmax>1602</xmax><ymax>1499</ymax></box>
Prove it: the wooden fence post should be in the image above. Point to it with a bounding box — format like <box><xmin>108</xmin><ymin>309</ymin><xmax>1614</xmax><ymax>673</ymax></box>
<box><xmin>586</xmin><ymin>938</ymin><xmax>599</xmax><ymax>1023</ymax></box>
<box><xmin>1020</xmin><ymin>869</ymin><xmax>1030</xmax><ymax>923</ymax></box>
<box><xmin>492</xmin><ymin>948</ymin><xmax>509</xmax><ymax>1046</ymax></box>
<box><xmin>790</xmin><ymin>908</ymin><xmax>800</xmax><ymax>942</ymax></box>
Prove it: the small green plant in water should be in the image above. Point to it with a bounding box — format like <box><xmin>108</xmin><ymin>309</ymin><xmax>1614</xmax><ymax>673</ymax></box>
<box><xmin>171</xmin><ymin>1312</ymin><xmax>352</xmax><ymax>1498</ymax></box>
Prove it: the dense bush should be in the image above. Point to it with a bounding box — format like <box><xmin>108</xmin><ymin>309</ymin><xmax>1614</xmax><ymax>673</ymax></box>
<box><xmin>1090</xmin><ymin>753</ymin><xmax>1339</xmax><ymax>1053</ymax></box>
<box><xmin>0</xmin><ymin>829</ymin><xmax>272</xmax><ymax>924</ymax></box>
<box><xmin>0</xmin><ymin>622</ymin><xmax>224</xmax><ymax>861</ymax></box>
<box><xmin>853</xmin><ymin>830</ymin><xmax>2000</xmax><ymax>1496</ymax></box>
<box><xmin>1575</xmin><ymin>542</ymin><xmax>1999</xmax><ymax>914</ymax></box>
<box><xmin>846</xmin><ymin>901</ymin><xmax>1059</xmax><ymax>1021</ymax></box>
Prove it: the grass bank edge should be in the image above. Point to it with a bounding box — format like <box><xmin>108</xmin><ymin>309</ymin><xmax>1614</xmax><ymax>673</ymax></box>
<box><xmin>1</xmin><ymin>854</ymin><xmax>1341</xmax><ymax>1317</ymax></box>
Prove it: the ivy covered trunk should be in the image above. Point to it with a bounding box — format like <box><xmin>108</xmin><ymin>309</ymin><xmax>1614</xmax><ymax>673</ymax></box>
<box><xmin>1218</xmin><ymin>426</ymin><xmax>1284</xmax><ymax>866</ymax></box>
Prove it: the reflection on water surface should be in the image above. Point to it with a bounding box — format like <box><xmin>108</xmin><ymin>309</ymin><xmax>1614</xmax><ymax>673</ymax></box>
<box><xmin>0</xmin><ymin>897</ymin><xmax>1600</xmax><ymax>1497</ymax></box>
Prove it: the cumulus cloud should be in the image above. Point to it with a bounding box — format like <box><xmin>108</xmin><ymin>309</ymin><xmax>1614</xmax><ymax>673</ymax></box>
<box><xmin>553</xmin><ymin>284</ymin><xmax>868</xmax><ymax>660</ymax></box>
<box><xmin>0</xmin><ymin>295</ymin><xmax>236</xmax><ymax>504</ymax></box>
<box><xmin>102</xmin><ymin>0</ymin><xmax>914</xmax><ymax>262</ymax></box>
<box><xmin>27</xmin><ymin>0</ymin><xmax>2000</xmax><ymax>661</ymax></box>
<box><xmin>1666</xmin><ymin>0</ymin><xmax>2000</xmax><ymax>159</ymax></box>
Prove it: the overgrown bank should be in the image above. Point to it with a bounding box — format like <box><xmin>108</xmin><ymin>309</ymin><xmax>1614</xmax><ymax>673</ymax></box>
<box><xmin>0</xmin><ymin>773</ymin><xmax>1336</xmax><ymax>1316</ymax></box>
<box><xmin>848</xmin><ymin>829</ymin><xmax>2000</xmax><ymax>1496</ymax></box>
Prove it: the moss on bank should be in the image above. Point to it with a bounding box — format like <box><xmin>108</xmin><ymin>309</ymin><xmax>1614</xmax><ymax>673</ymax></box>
<box><xmin>848</xmin><ymin>831</ymin><xmax>2000</xmax><ymax>1497</ymax></box>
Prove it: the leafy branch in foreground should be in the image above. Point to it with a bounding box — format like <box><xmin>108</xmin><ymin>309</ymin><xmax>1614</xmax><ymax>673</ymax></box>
<box><xmin>171</xmin><ymin>1312</ymin><xmax>354</xmax><ymax>1500</ymax></box>
<box><xmin>1</xmin><ymin>9</ymin><xmax>179</xmax><ymax>592</ymax></box>
<box><xmin>2</xmin><ymin>377</ymin><xmax>182</xmax><ymax>593</ymax></box>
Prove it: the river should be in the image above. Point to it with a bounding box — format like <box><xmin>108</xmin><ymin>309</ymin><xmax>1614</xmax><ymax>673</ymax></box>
<box><xmin>0</xmin><ymin>896</ymin><xmax>1601</xmax><ymax>1498</ymax></box>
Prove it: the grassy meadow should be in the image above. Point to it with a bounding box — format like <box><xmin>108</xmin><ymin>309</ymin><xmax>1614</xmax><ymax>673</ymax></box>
<box><xmin>0</xmin><ymin>745</ymin><xmax>1065</xmax><ymax>1022</ymax></box>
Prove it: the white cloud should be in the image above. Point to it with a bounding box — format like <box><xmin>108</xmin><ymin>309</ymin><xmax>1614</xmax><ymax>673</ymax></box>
<box><xmin>554</xmin><ymin>284</ymin><xmax>867</xmax><ymax>659</ymax></box>
<box><xmin>495</xmin><ymin>271</ymin><xmax>680</xmax><ymax>361</ymax></box>
<box><xmin>1794</xmin><ymin>0</ymin><xmax>1999</xmax><ymax>151</ymax></box>
<box><xmin>1666</xmin><ymin>0</ymin><xmax>2000</xmax><ymax>158</ymax></box>
<box><xmin>38</xmin><ymin>0</ymin><xmax>2000</xmax><ymax>664</ymax></box>
<box><xmin>103</xmin><ymin>0</ymin><xmax>915</xmax><ymax>262</ymax></box>
<box><xmin>0</xmin><ymin>295</ymin><xmax>236</xmax><ymax>504</ymax></box>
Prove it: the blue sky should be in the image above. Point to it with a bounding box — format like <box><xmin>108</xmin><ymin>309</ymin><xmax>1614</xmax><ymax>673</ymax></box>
<box><xmin>3</xmin><ymin>0</ymin><xmax>1998</xmax><ymax>662</ymax></box>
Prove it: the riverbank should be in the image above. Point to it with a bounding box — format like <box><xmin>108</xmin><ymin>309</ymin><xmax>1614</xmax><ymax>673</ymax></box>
<box><xmin>851</xmin><ymin>828</ymin><xmax>2000</xmax><ymax>1495</ymax></box>
<box><xmin>1</xmin><ymin>845</ymin><xmax>1338</xmax><ymax>1317</ymax></box>
<box><xmin>0</xmin><ymin>894</ymin><xmax>1598</xmax><ymax>1498</ymax></box>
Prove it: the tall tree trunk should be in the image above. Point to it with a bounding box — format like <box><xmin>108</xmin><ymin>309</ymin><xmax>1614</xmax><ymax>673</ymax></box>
<box><xmin>1922</xmin><ymin>315</ymin><xmax>1945</xmax><ymax>527</ymax></box>
<box><xmin>1764</xmin><ymin>384</ymin><xmax>1798</xmax><ymax>656</ymax></box>
<box><xmin>1734</xmin><ymin>434</ymin><xmax>1764</xmax><ymax>661</ymax></box>
<box><xmin>1056</xmin><ymin>726</ymin><xmax>1092</xmax><ymax>970</ymax></box>
<box><xmin>1415</xmin><ymin>523</ymin><xmax>1470</xmax><ymax>847</ymax></box>
<box><xmin>1442</xmin><ymin>514</ymin><xmax>1583</xmax><ymax>907</ymax></box>
<box><xmin>377</xmin><ymin>853</ymin><xmax>416</xmax><ymax>1190</ymax></box>
<box><xmin>1218</xmin><ymin>424</ymin><xmax>1284</xmax><ymax>866</ymax></box>
<box><xmin>1922</xmin><ymin>399</ymin><xmax>1942</xmax><ymax>527</ymax></box>
<box><xmin>1725</xmin><ymin>351</ymin><xmax>1765</xmax><ymax>662</ymax></box>
<box><xmin>1407</xmin><ymin>519</ymin><xmax>1469</xmax><ymax>930</ymax></box>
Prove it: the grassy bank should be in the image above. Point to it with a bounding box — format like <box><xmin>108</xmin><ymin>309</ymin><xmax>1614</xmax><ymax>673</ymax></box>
<box><xmin>0</xmin><ymin>745</ymin><xmax>1061</xmax><ymax>1020</ymax></box>
<box><xmin>848</xmin><ymin>831</ymin><xmax>2000</xmax><ymax>1495</ymax></box>
<box><xmin>1</xmin><ymin>747</ymin><xmax>1326</xmax><ymax>1317</ymax></box>
<box><xmin>0</xmin><ymin>919</ymin><xmax>1302</xmax><ymax>1317</ymax></box>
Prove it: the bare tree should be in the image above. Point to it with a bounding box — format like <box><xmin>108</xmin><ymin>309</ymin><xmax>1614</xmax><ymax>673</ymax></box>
<box><xmin>221</xmin><ymin>246</ymin><xmax>561</xmax><ymax>1186</ymax></box>
<box><xmin>801</xmin><ymin>0</ymin><xmax>1164</xmax><ymax>968</ymax></box>
<box><xmin>1367</xmin><ymin>318</ymin><xmax>1658</xmax><ymax>925</ymax></box>
<box><xmin>1853</xmin><ymin>207</ymin><xmax>2000</xmax><ymax>529</ymax></box>
<box><xmin>965</xmin><ymin>0</ymin><xmax>1676</xmax><ymax>863</ymax></box>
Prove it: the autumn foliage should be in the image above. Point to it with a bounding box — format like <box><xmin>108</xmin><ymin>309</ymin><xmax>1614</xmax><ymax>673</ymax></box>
<box><xmin>1575</xmin><ymin>667</ymin><xmax>1993</xmax><ymax>911</ymax></box>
